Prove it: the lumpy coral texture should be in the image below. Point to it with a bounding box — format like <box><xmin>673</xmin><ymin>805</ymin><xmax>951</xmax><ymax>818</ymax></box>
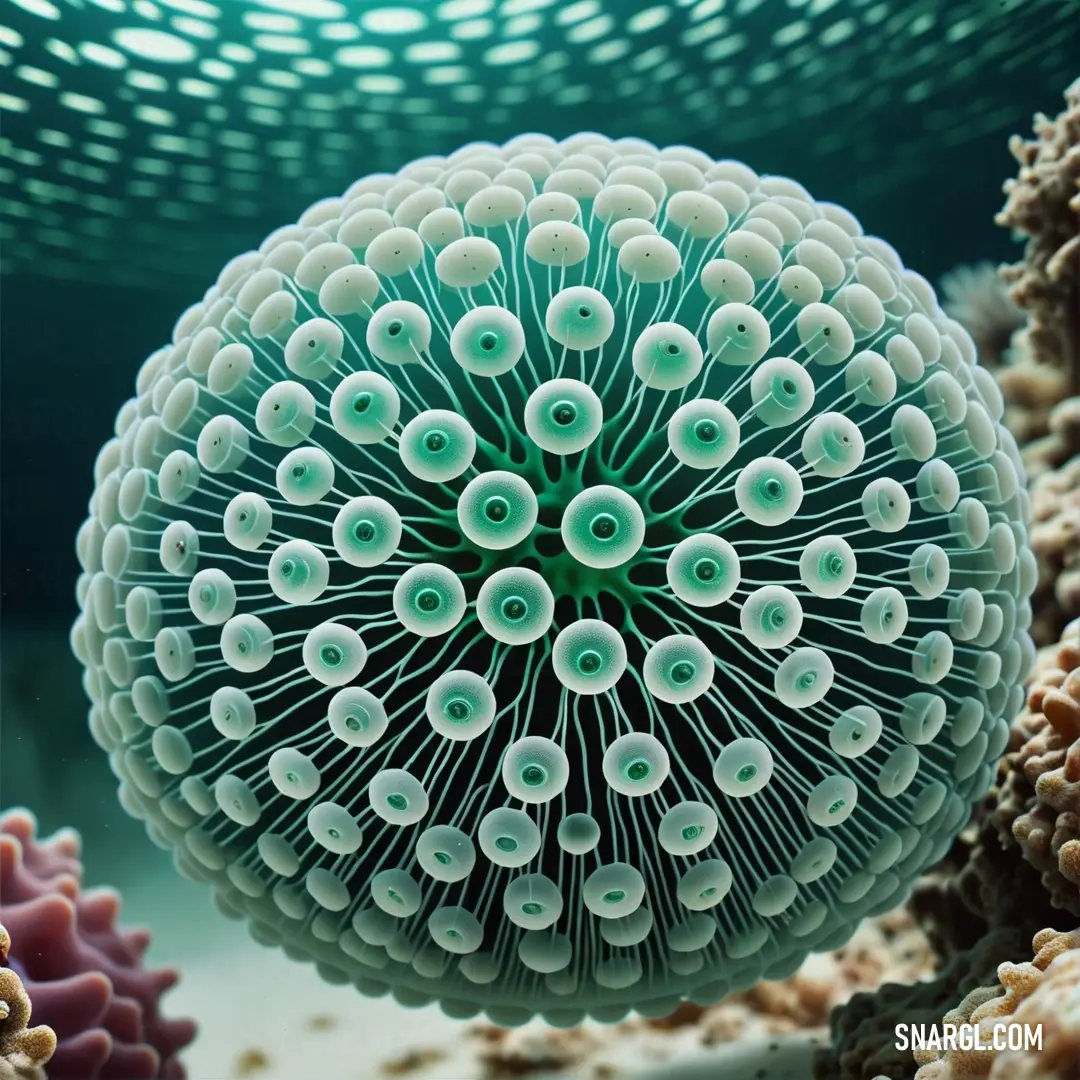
<box><xmin>72</xmin><ymin>133</ymin><xmax>1037</xmax><ymax>1024</ymax></box>
<box><xmin>0</xmin><ymin>810</ymin><xmax>195</xmax><ymax>1079</ymax></box>
<box><xmin>994</xmin><ymin>620</ymin><xmax>1080</xmax><ymax>914</ymax></box>
<box><xmin>913</xmin><ymin>927</ymin><xmax>1080</xmax><ymax>1080</ymax></box>
<box><xmin>998</xmin><ymin>76</ymin><xmax>1080</xmax><ymax>392</ymax></box>
<box><xmin>0</xmin><ymin>923</ymin><xmax>56</xmax><ymax>1080</ymax></box>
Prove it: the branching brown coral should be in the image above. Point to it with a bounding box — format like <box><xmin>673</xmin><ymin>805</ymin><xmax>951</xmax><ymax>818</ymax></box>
<box><xmin>1027</xmin><ymin>457</ymin><xmax>1080</xmax><ymax>644</ymax></box>
<box><xmin>993</xmin><ymin>623</ymin><xmax>1080</xmax><ymax>915</ymax></box>
<box><xmin>996</xmin><ymin>350</ymin><xmax>1070</xmax><ymax>452</ymax></box>
<box><xmin>912</xmin><ymin>928</ymin><xmax>1080</xmax><ymax>1080</ymax></box>
<box><xmin>993</xmin><ymin>78</ymin><xmax>1080</xmax><ymax>643</ymax></box>
<box><xmin>0</xmin><ymin>923</ymin><xmax>56</xmax><ymax>1080</ymax></box>
<box><xmin>998</xmin><ymin>76</ymin><xmax>1080</xmax><ymax>393</ymax></box>
<box><xmin>1021</xmin><ymin>392</ymin><xmax>1080</xmax><ymax>480</ymax></box>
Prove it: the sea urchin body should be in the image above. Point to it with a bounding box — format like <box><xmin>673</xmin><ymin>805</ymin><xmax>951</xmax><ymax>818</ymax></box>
<box><xmin>73</xmin><ymin>132</ymin><xmax>1036</xmax><ymax>1026</ymax></box>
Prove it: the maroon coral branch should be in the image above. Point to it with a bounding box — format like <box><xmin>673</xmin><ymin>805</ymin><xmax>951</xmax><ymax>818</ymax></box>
<box><xmin>0</xmin><ymin>809</ymin><xmax>196</xmax><ymax>1080</ymax></box>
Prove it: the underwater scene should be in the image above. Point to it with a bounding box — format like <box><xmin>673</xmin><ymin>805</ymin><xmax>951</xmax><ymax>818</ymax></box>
<box><xmin>1</xmin><ymin>0</ymin><xmax>1078</xmax><ymax>1078</ymax></box>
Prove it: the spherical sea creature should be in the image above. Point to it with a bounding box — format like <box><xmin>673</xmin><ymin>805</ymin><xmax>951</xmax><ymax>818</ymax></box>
<box><xmin>72</xmin><ymin>132</ymin><xmax>1037</xmax><ymax>1026</ymax></box>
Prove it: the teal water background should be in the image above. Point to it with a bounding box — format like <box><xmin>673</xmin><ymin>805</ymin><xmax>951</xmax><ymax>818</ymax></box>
<box><xmin>0</xmin><ymin>2</ymin><xmax>1077</xmax><ymax>1060</ymax></box>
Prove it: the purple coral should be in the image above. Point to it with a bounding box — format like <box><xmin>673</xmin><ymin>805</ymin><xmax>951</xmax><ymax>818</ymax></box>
<box><xmin>0</xmin><ymin>808</ymin><xmax>195</xmax><ymax>1079</ymax></box>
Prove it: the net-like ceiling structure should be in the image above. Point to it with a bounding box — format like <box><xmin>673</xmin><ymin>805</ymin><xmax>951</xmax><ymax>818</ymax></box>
<box><xmin>1</xmin><ymin>0</ymin><xmax>1076</xmax><ymax>289</ymax></box>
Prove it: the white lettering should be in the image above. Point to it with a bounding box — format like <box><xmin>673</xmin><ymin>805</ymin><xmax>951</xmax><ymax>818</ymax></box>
<box><xmin>894</xmin><ymin>1023</ymin><xmax>1042</xmax><ymax>1054</ymax></box>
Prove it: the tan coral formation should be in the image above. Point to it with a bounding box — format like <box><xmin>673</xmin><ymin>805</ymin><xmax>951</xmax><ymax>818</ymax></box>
<box><xmin>905</xmin><ymin>630</ymin><xmax>1080</xmax><ymax>965</ymax></box>
<box><xmin>997</xmin><ymin>76</ymin><xmax>1080</xmax><ymax>392</ymax></box>
<box><xmin>995</xmin><ymin>943</ymin><xmax>1080</xmax><ymax>1080</ymax></box>
<box><xmin>940</xmin><ymin>85</ymin><xmax>1080</xmax><ymax>646</ymax></box>
<box><xmin>0</xmin><ymin>923</ymin><xmax>56</xmax><ymax>1080</ymax></box>
<box><xmin>994</xmin><ymin>77</ymin><xmax>1080</xmax><ymax>644</ymax></box>
<box><xmin>994</xmin><ymin>621</ymin><xmax>1080</xmax><ymax>915</ymax></box>
<box><xmin>912</xmin><ymin>928</ymin><xmax>1080</xmax><ymax>1080</ymax></box>
<box><xmin>1018</xmin><ymin>388</ymin><xmax>1080</xmax><ymax>482</ymax></box>
<box><xmin>995</xmin><ymin>353</ymin><xmax>1070</xmax><ymax>452</ymax></box>
<box><xmin>1028</xmin><ymin>460</ymin><xmax>1080</xmax><ymax>645</ymax></box>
